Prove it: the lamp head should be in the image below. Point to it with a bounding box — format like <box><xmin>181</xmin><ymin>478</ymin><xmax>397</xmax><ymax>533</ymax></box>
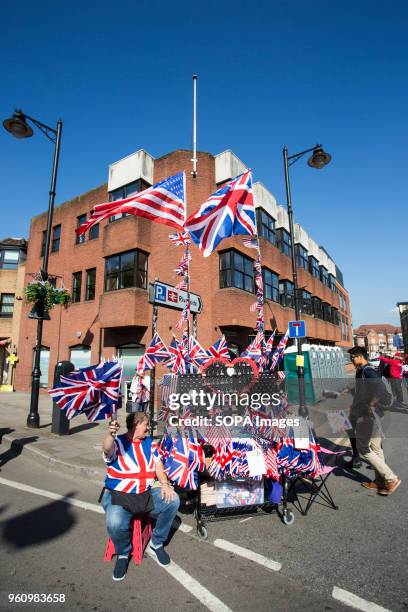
<box><xmin>3</xmin><ymin>110</ymin><xmax>33</xmax><ymax>139</ymax></box>
<box><xmin>307</xmin><ymin>146</ymin><xmax>331</xmax><ymax>169</ymax></box>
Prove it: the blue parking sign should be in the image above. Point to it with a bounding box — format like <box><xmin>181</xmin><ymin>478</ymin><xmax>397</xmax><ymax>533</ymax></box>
<box><xmin>155</xmin><ymin>284</ymin><xmax>167</xmax><ymax>302</ymax></box>
<box><xmin>288</xmin><ymin>320</ymin><xmax>306</xmax><ymax>338</ymax></box>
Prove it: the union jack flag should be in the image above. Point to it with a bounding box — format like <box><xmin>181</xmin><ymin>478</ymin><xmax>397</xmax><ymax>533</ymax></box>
<box><xmin>169</xmin><ymin>231</ymin><xmax>191</xmax><ymax>246</ymax></box>
<box><xmin>188</xmin><ymin>336</ymin><xmax>210</xmax><ymax>368</ymax></box>
<box><xmin>174</xmin><ymin>252</ymin><xmax>191</xmax><ymax>275</ymax></box>
<box><xmin>184</xmin><ymin>170</ymin><xmax>256</xmax><ymax>257</ymax></box>
<box><xmin>270</xmin><ymin>328</ymin><xmax>290</xmax><ymax>371</ymax></box>
<box><xmin>207</xmin><ymin>336</ymin><xmax>230</xmax><ymax>359</ymax></box>
<box><xmin>48</xmin><ymin>361</ymin><xmax>122</xmax><ymax>421</ymax></box>
<box><xmin>258</xmin><ymin>332</ymin><xmax>275</xmax><ymax>371</ymax></box>
<box><xmin>241</xmin><ymin>332</ymin><xmax>264</xmax><ymax>362</ymax></box>
<box><xmin>138</xmin><ymin>333</ymin><xmax>171</xmax><ymax>373</ymax></box>
<box><xmin>165</xmin><ymin>336</ymin><xmax>187</xmax><ymax>374</ymax></box>
<box><xmin>176</xmin><ymin>279</ymin><xmax>188</xmax><ymax>290</ymax></box>
<box><xmin>104</xmin><ymin>434</ymin><xmax>158</xmax><ymax>493</ymax></box>
<box><xmin>76</xmin><ymin>172</ymin><xmax>186</xmax><ymax>236</ymax></box>
<box><xmin>242</xmin><ymin>236</ymin><xmax>259</xmax><ymax>249</ymax></box>
<box><xmin>163</xmin><ymin>432</ymin><xmax>204</xmax><ymax>490</ymax></box>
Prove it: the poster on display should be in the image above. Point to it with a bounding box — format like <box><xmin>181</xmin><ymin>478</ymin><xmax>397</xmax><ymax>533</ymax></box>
<box><xmin>215</xmin><ymin>480</ymin><xmax>264</xmax><ymax>508</ymax></box>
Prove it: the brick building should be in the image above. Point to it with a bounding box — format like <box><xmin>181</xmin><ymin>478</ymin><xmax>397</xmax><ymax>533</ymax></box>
<box><xmin>353</xmin><ymin>324</ymin><xmax>402</xmax><ymax>358</ymax></box>
<box><xmin>0</xmin><ymin>238</ymin><xmax>27</xmax><ymax>388</ymax></box>
<box><xmin>15</xmin><ymin>149</ymin><xmax>352</xmax><ymax>391</ymax></box>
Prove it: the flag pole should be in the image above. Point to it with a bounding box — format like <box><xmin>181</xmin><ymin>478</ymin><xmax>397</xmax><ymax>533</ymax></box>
<box><xmin>191</xmin><ymin>75</ymin><xmax>198</xmax><ymax>178</ymax></box>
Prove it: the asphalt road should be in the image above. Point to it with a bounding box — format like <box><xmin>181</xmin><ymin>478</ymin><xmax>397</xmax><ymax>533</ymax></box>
<box><xmin>0</xmin><ymin>414</ymin><xmax>407</xmax><ymax>612</ymax></box>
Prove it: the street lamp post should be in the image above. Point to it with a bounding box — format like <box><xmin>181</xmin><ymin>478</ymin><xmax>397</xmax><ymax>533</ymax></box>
<box><xmin>3</xmin><ymin>110</ymin><xmax>63</xmax><ymax>428</ymax></box>
<box><xmin>282</xmin><ymin>145</ymin><xmax>331</xmax><ymax>418</ymax></box>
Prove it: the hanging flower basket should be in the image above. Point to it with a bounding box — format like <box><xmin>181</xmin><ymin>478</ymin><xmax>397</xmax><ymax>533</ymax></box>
<box><xmin>25</xmin><ymin>281</ymin><xmax>71</xmax><ymax>310</ymax></box>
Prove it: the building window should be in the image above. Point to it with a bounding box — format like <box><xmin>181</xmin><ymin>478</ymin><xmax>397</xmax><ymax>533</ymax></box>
<box><xmin>322</xmin><ymin>302</ymin><xmax>332</xmax><ymax>321</ymax></box>
<box><xmin>256</xmin><ymin>209</ymin><xmax>276</xmax><ymax>245</ymax></box>
<box><xmin>33</xmin><ymin>346</ymin><xmax>50</xmax><ymax>388</ymax></box>
<box><xmin>262</xmin><ymin>268</ymin><xmax>279</xmax><ymax>302</ymax></box>
<box><xmin>89</xmin><ymin>222</ymin><xmax>99</xmax><ymax>240</ymax></box>
<box><xmin>329</xmin><ymin>274</ymin><xmax>337</xmax><ymax>292</ymax></box>
<box><xmin>117</xmin><ymin>344</ymin><xmax>145</xmax><ymax>380</ymax></box>
<box><xmin>105</xmin><ymin>250</ymin><xmax>148</xmax><ymax>292</ymax></box>
<box><xmin>295</xmin><ymin>245</ymin><xmax>308</xmax><ymax>270</ymax></box>
<box><xmin>0</xmin><ymin>293</ymin><xmax>14</xmax><ymax>317</ymax></box>
<box><xmin>51</xmin><ymin>225</ymin><xmax>61</xmax><ymax>253</ymax></box>
<box><xmin>40</xmin><ymin>231</ymin><xmax>47</xmax><ymax>257</ymax></box>
<box><xmin>85</xmin><ymin>268</ymin><xmax>96</xmax><ymax>301</ymax></box>
<box><xmin>308</xmin><ymin>256</ymin><xmax>319</xmax><ymax>279</ymax></box>
<box><xmin>279</xmin><ymin>280</ymin><xmax>294</xmax><ymax>308</ymax></box>
<box><xmin>69</xmin><ymin>345</ymin><xmax>91</xmax><ymax>369</ymax></box>
<box><xmin>76</xmin><ymin>214</ymin><xmax>87</xmax><ymax>244</ymax></box>
<box><xmin>108</xmin><ymin>179</ymin><xmax>150</xmax><ymax>222</ymax></box>
<box><xmin>0</xmin><ymin>250</ymin><xmax>19</xmax><ymax>270</ymax></box>
<box><xmin>320</xmin><ymin>266</ymin><xmax>329</xmax><ymax>287</ymax></box>
<box><xmin>72</xmin><ymin>272</ymin><xmax>82</xmax><ymax>303</ymax></box>
<box><xmin>332</xmin><ymin>307</ymin><xmax>340</xmax><ymax>325</ymax></box>
<box><xmin>219</xmin><ymin>250</ymin><xmax>254</xmax><ymax>293</ymax></box>
<box><xmin>312</xmin><ymin>296</ymin><xmax>323</xmax><ymax>319</ymax></box>
<box><xmin>300</xmin><ymin>290</ymin><xmax>312</xmax><ymax>315</ymax></box>
<box><xmin>276</xmin><ymin>228</ymin><xmax>291</xmax><ymax>257</ymax></box>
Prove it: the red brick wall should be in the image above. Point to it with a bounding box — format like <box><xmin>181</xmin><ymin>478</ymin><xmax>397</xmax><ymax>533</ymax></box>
<box><xmin>15</xmin><ymin>150</ymin><xmax>346</xmax><ymax>391</ymax></box>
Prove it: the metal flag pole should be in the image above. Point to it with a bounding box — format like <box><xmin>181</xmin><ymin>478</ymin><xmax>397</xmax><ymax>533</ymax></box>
<box><xmin>191</xmin><ymin>75</ymin><xmax>198</xmax><ymax>178</ymax></box>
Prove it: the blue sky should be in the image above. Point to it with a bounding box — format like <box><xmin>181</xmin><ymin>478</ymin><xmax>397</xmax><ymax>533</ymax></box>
<box><xmin>1</xmin><ymin>0</ymin><xmax>407</xmax><ymax>327</ymax></box>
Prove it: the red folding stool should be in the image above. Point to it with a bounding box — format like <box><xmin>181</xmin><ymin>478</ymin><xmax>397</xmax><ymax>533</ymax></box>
<box><xmin>104</xmin><ymin>516</ymin><xmax>152</xmax><ymax>565</ymax></box>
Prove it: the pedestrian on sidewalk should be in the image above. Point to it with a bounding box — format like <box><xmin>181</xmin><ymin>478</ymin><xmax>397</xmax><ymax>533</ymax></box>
<box><xmin>100</xmin><ymin>412</ymin><xmax>180</xmax><ymax>581</ymax></box>
<box><xmin>378</xmin><ymin>354</ymin><xmax>406</xmax><ymax>407</ymax></box>
<box><xmin>345</xmin><ymin>346</ymin><xmax>401</xmax><ymax>495</ymax></box>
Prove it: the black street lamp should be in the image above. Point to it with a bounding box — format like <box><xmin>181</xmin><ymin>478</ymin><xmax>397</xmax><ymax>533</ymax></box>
<box><xmin>3</xmin><ymin>109</ymin><xmax>63</xmax><ymax>428</ymax></box>
<box><xmin>283</xmin><ymin>144</ymin><xmax>331</xmax><ymax>417</ymax></box>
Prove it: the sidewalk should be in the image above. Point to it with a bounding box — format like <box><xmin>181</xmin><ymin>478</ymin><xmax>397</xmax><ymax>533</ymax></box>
<box><xmin>0</xmin><ymin>392</ymin><xmax>107</xmax><ymax>483</ymax></box>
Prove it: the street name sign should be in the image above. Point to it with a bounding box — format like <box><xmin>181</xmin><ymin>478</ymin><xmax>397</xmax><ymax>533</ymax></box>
<box><xmin>288</xmin><ymin>320</ymin><xmax>306</xmax><ymax>338</ymax></box>
<box><xmin>148</xmin><ymin>281</ymin><xmax>203</xmax><ymax>314</ymax></box>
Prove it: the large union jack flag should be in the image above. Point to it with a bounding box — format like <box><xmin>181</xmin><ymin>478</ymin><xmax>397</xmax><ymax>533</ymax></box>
<box><xmin>104</xmin><ymin>434</ymin><xmax>158</xmax><ymax>493</ymax></box>
<box><xmin>207</xmin><ymin>336</ymin><xmax>230</xmax><ymax>360</ymax></box>
<box><xmin>137</xmin><ymin>333</ymin><xmax>171</xmax><ymax>374</ymax></box>
<box><xmin>162</xmin><ymin>432</ymin><xmax>205</xmax><ymax>490</ymax></box>
<box><xmin>184</xmin><ymin>170</ymin><xmax>256</xmax><ymax>257</ymax></box>
<box><xmin>165</xmin><ymin>336</ymin><xmax>187</xmax><ymax>374</ymax></box>
<box><xmin>48</xmin><ymin>360</ymin><xmax>122</xmax><ymax>421</ymax></box>
<box><xmin>76</xmin><ymin>172</ymin><xmax>186</xmax><ymax>236</ymax></box>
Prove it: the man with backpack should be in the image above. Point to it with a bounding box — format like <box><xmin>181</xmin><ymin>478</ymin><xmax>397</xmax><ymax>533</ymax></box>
<box><xmin>346</xmin><ymin>346</ymin><xmax>401</xmax><ymax>495</ymax></box>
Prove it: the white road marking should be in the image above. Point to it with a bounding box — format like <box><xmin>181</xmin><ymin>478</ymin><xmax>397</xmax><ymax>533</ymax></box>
<box><xmin>146</xmin><ymin>549</ymin><xmax>233</xmax><ymax>612</ymax></box>
<box><xmin>238</xmin><ymin>517</ymin><xmax>253</xmax><ymax>523</ymax></box>
<box><xmin>332</xmin><ymin>587</ymin><xmax>392</xmax><ymax>612</ymax></box>
<box><xmin>0</xmin><ymin>476</ymin><xmax>192</xmax><ymax>535</ymax></box>
<box><xmin>0</xmin><ymin>476</ymin><xmax>104</xmax><ymax>513</ymax></box>
<box><xmin>213</xmin><ymin>538</ymin><xmax>281</xmax><ymax>572</ymax></box>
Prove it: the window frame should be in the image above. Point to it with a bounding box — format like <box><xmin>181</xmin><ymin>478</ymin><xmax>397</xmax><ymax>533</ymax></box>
<box><xmin>0</xmin><ymin>293</ymin><xmax>15</xmax><ymax>317</ymax></box>
<box><xmin>108</xmin><ymin>179</ymin><xmax>150</xmax><ymax>223</ymax></box>
<box><xmin>295</xmin><ymin>244</ymin><xmax>308</xmax><ymax>270</ymax></box>
<box><xmin>76</xmin><ymin>214</ymin><xmax>87</xmax><ymax>245</ymax></box>
<box><xmin>312</xmin><ymin>296</ymin><xmax>323</xmax><ymax>319</ymax></box>
<box><xmin>72</xmin><ymin>271</ymin><xmax>82</xmax><ymax>303</ymax></box>
<box><xmin>276</xmin><ymin>228</ymin><xmax>292</xmax><ymax>257</ymax></box>
<box><xmin>104</xmin><ymin>249</ymin><xmax>148</xmax><ymax>292</ymax></box>
<box><xmin>85</xmin><ymin>268</ymin><xmax>96</xmax><ymax>301</ymax></box>
<box><xmin>308</xmin><ymin>256</ymin><xmax>320</xmax><ymax>278</ymax></box>
<box><xmin>300</xmin><ymin>289</ymin><xmax>312</xmax><ymax>315</ymax></box>
<box><xmin>256</xmin><ymin>208</ymin><xmax>276</xmax><ymax>245</ymax></box>
<box><xmin>319</xmin><ymin>265</ymin><xmax>330</xmax><ymax>287</ymax></box>
<box><xmin>279</xmin><ymin>279</ymin><xmax>295</xmax><ymax>308</ymax></box>
<box><xmin>262</xmin><ymin>267</ymin><xmax>279</xmax><ymax>302</ymax></box>
<box><xmin>219</xmin><ymin>249</ymin><xmax>254</xmax><ymax>294</ymax></box>
<box><xmin>0</xmin><ymin>249</ymin><xmax>20</xmax><ymax>270</ymax></box>
<box><xmin>51</xmin><ymin>224</ymin><xmax>61</xmax><ymax>253</ymax></box>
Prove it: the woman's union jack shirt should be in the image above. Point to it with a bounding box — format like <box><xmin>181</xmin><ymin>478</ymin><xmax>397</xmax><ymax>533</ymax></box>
<box><xmin>103</xmin><ymin>434</ymin><xmax>160</xmax><ymax>493</ymax></box>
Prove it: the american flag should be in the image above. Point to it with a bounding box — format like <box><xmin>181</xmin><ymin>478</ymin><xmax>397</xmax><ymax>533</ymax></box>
<box><xmin>270</xmin><ymin>328</ymin><xmax>290</xmax><ymax>371</ymax></box>
<box><xmin>76</xmin><ymin>172</ymin><xmax>186</xmax><ymax>236</ymax></box>
<box><xmin>242</xmin><ymin>236</ymin><xmax>259</xmax><ymax>249</ymax></box>
<box><xmin>137</xmin><ymin>333</ymin><xmax>171</xmax><ymax>373</ymax></box>
<box><xmin>158</xmin><ymin>373</ymin><xmax>178</xmax><ymax>409</ymax></box>
<box><xmin>207</xmin><ymin>336</ymin><xmax>230</xmax><ymax>360</ymax></box>
<box><xmin>169</xmin><ymin>232</ymin><xmax>191</xmax><ymax>246</ymax></box>
<box><xmin>184</xmin><ymin>170</ymin><xmax>256</xmax><ymax>257</ymax></box>
<box><xmin>48</xmin><ymin>361</ymin><xmax>122</xmax><ymax>420</ymax></box>
<box><xmin>188</xmin><ymin>335</ymin><xmax>210</xmax><ymax>368</ymax></box>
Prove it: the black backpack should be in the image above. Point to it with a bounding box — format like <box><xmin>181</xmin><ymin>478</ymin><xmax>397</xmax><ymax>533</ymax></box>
<box><xmin>362</xmin><ymin>366</ymin><xmax>393</xmax><ymax>411</ymax></box>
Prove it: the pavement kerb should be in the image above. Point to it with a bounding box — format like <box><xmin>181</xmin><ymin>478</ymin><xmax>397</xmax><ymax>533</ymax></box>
<box><xmin>1</xmin><ymin>431</ymin><xmax>104</xmax><ymax>485</ymax></box>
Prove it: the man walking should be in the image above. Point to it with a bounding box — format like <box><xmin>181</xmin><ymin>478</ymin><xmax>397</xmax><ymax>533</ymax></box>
<box><xmin>347</xmin><ymin>347</ymin><xmax>401</xmax><ymax>495</ymax></box>
<box><xmin>378</xmin><ymin>353</ymin><xmax>405</xmax><ymax>407</ymax></box>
